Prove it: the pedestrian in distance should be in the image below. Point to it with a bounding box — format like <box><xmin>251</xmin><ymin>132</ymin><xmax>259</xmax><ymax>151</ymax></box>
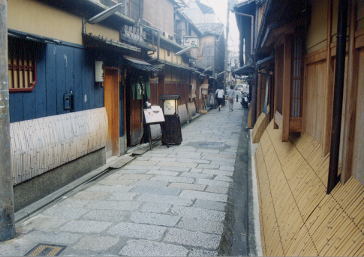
<box><xmin>235</xmin><ymin>88</ymin><xmax>241</xmax><ymax>102</ymax></box>
<box><xmin>227</xmin><ymin>85</ymin><xmax>236</xmax><ymax>112</ymax></box>
<box><xmin>215</xmin><ymin>87</ymin><xmax>225</xmax><ymax>111</ymax></box>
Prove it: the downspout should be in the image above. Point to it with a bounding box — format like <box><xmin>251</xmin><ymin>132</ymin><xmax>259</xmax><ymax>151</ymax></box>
<box><xmin>157</xmin><ymin>31</ymin><xmax>160</xmax><ymax>60</ymax></box>
<box><xmin>234</xmin><ymin>11</ymin><xmax>255</xmax><ymax>57</ymax></box>
<box><xmin>327</xmin><ymin>0</ymin><xmax>349</xmax><ymax>194</ymax></box>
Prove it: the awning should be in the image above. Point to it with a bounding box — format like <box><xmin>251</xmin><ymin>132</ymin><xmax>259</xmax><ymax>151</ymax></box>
<box><xmin>8</xmin><ymin>29</ymin><xmax>55</xmax><ymax>44</ymax></box>
<box><xmin>155</xmin><ymin>59</ymin><xmax>194</xmax><ymax>72</ymax></box>
<box><xmin>83</xmin><ymin>33</ymin><xmax>140</xmax><ymax>53</ymax></box>
<box><xmin>233</xmin><ymin>65</ymin><xmax>255</xmax><ymax>76</ymax></box>
<box><xmin>124</xmin><ymin>56</ymin><xmax>164</xmax><ymax>72</ymax></box>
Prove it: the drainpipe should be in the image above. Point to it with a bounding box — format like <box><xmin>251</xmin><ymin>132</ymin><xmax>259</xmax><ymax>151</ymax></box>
<box><xmin>0</xmin><ymin>0</ymin><xmax>16</xmax><ymax>242</ymax></box>
<box><xmin>157</xmin><ymin>30</ymin><xmax>160</xmax><ymax>60</ymax></box>
<box><xmin>327</xmin><ymin>0</ymin><xmax>349</xmax><ymax>194</ymax></box>
<box><xmin>233</xmin><ymin>11</ymin><xmax>255</xmax><ymax>57</ymax></box>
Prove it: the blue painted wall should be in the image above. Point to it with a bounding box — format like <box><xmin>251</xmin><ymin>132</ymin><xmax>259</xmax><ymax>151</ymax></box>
<box><xmin>9</xmin><ymin>43</ymin><xmax>104</xmax><ymax>122</ymax></box>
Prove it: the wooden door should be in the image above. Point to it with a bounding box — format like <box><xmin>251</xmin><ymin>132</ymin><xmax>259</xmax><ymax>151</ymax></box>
<box><xmin>104</xmin><ymin>68</ymin><xmax>120</xmax><ymax>157</ymax></box>
<box><xmin>126</xmin><ymin>75</ymin><xmax>144</xmax><ymax>147</ymax></box>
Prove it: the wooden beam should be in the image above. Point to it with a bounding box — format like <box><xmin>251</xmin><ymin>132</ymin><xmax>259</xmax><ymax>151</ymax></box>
<box><xmin>275</xmin><ymin>111</ymin><xmax>283</xmax><ymax>129</ymax></box>
<box><xmin>323</xmin><ymin>0</ymin><xmax>334</xmax><ymax>155</ymax></box>
<box><xmin>0</xmin><ymin>0</ymin><xmax>15</xmax><ymax>242</ymax></box>
<box><xmin>289</xmin><ymin>117</ymin><xmax>302</xmax><ymax>133</ymax></box>
<box><xmin>282</xmin><ymin>35</ymin><xmax>292</xmax><ymax>142</ymax></box>
<box><xmin>304</xmin><ymin>48</ymin><xmax>327</xmax><ymax>65</ymax></box>
<box><xmin>257</xmin><ymin>73</ymin><xmax>263</xmax><ymax>115</ymax></box>
<box><xmin>341</xmin><ymin>0</ymin><xmax>358</xmax><ymax>183</ymax></box>
<box><xmin>273</xmin><ymin>45</ymin><xmax>279</xmax><ymax>129</ymax></box>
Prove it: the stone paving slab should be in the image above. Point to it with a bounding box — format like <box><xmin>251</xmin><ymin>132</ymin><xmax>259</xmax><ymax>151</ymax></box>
<box><xmin>193</xmin><ymin>199</ymin><xmax>226</xmax><ymax>212</ymax></box>
<box><xmin>82</xmin><ymin>209</ymin><xmax>129</xmax><ymax>222</ymax></box>
<box><xmin>107</xmin><ymin>222</ymin><xmax>166</xmax><ymax>240</ymax></box>
<box><xmin>179</xmin><ymin>190</ymin><xmax>228</xmax><ymax>202</ymax></box>
<box><xmin>164</xmin><ymin>228</ymin><xmax>221</xmax><ymax>250</ymax></box>
<box><xmin>171</xmin><ymin>206</ymin><xmax>225</xmax><ymax>222</ymax></box>
<box><xmin>120</xmin><ymin>240</ymin><xmax>189</xmax><ymax>256</ymax></box>
<box><xmin>177</xmin><ymin>217</ymin><xmax>224</xmax><ymax>234</ymax></box>
<box><xmin>130</xmin><ymin>185</ymin><xmax>181</xmax><ymax>196</ymax></box>
<box><xmin>72</xmin><ymin>235</ymin><xmax>120</xmax><ymax>252</ymax></box>
<box><xmin>168</xmin><ymin>182</ymin><xmax>206</xmax><ymax>191</ymax></box>
<box><xmin>60</xmin><ymin>220</ymin><xmax>112</xmax><ymax>233</ymax></box>
<box><xmin>139</xmin><ymin>202</ymin><xmax>172</xmax><ymax>214</ymax></box>
<box><xmin>130</xmin><ymin>212</ymin><xmax>180</xmax><ymax>227</ymax></box>
<box><xmin>0</xmin><ymin>104</ymin><xmax>245</xmax><ymax>256</ymax></box>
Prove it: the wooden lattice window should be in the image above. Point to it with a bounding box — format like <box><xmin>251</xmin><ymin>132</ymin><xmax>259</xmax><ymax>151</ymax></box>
<box><xmin>291</xmin><ymin>33</ymin><xmax>304</xmax><ymax>118</ymax></box>
<box><xmin>8</xmin><ymin>38</ymin><xmax>37</xmax><ymax>92</ymax></box>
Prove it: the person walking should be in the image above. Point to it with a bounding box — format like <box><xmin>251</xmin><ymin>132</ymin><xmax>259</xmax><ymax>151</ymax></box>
<box><xmin>227</xmin><ymin>86</ymin><xmax>236</xmax><ymax>112</ymax></box>
<box><xmin>215</xmin><ymin>87</ymin><xmax>225</xmax><ymax>111</ymax></box>
<box><xmin>235</xmin><ymin>88</ymin><xmax>241</xmax><ymax>102</ymax></box>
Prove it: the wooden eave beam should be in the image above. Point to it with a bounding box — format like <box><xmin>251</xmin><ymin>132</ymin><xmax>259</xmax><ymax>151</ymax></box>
<box><xmin>264</xmin><ymin>22</ymin><xmax>296</xmax><ymax>49</ymax></box>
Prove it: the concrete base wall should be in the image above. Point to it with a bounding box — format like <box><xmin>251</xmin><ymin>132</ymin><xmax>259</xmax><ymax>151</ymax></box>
<box><xmin>187</xmin><ymin>102</ymin><xmax>197</xmax><ymax>120</ymax></box>
<box><xmin>14</xmin><ymin>148</ymin><xmax>106</xmax><ymax>212</ymax></box>
<box><xmin>178</xmin><ymin>104</ymin><xmax>189</xmax><ymax>125</ymax></box>
<box><xmin>150</xmin><ymin>124</ymin><xmax>162</xmax><ymax>140</ymax></box>
<box><xmin>119</xmin><ymin>136</ymin><xmax>127</xmax><ymax>155</ymax></box>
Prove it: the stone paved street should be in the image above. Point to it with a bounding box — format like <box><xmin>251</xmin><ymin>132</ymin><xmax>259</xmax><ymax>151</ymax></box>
<box><xmin>0</xmin><ymin>104</ymin><xmax>245</xmax><ymax>256</ymax></box>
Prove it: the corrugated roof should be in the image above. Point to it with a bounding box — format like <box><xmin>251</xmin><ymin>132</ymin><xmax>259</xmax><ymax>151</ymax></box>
<box><xmin>83</xmin><ymin>33</ymin><xmax>140</xmax><ymax>52</ymax></box>
<box><xmin>124</xmin><ymin>56</ymin><xmax>164</xmax><ymax>72</ymax></box>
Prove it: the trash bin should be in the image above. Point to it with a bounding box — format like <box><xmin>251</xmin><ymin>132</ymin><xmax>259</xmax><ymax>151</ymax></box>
<box><xmin>160</xmin><ymin>95</ymin><xmax>183</xmax><ymax>146</ymax></box>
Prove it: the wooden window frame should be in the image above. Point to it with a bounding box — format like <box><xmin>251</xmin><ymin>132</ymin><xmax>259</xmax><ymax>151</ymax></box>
<box><xmin>8</xmin><ymin>38</ymin><xmax>37</xmax><ymax>93</ymax></box>
<box><xmin>289</xmin><ymin>32</ymin><xmax>305</xmax><ymax>133</ymax></box>
<box><xmin>274</xmin><ymin>32</ymin><xmax>304</xmax><ymax>139</ymax></box>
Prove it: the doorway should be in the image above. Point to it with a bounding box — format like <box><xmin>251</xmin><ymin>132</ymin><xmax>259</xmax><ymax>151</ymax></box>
<box><xmin>126</xmin><ymin>72</ymin><xmax>144</xmax><ymax>147</ymax></box>
<box><xmin>104</xmin><ymin>67</ymin><xmax>120</xmax><ymax>158</ymax></box>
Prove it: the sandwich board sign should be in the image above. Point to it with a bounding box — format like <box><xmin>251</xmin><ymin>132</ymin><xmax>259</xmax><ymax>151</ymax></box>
<box><xmin>144</xmin><ymin>106</ymin><xmax>165</xmax><ymax>125</ymax></box>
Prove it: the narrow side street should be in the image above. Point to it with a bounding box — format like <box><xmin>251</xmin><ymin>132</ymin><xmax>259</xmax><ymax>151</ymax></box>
<box><xmin>0</xmin><ymin>104</ymin><xmax>252</xmax><ymax>256</ymax></box>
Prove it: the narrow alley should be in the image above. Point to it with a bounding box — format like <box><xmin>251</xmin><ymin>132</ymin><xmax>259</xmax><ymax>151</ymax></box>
<box><xmin>0</xmin><ymin>104</ymin><xmax>254</xmax><ymax>256</ymax></box>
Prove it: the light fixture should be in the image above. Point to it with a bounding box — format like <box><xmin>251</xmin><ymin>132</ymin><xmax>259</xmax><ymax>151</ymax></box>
<box><xmin>88</xmin><ymin>3</ymin><xmax>123</xmax><ymax>24</ymax></box>
<box><xmin>176</xmin><ymin>46</ymin><xmax>195</xmax><ymax>55</ymax></box>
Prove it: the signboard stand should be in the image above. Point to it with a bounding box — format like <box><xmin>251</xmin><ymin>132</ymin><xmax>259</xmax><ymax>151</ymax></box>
<box><xmin>144</xmin><ymin>106</ymin><xmax>165</xmax><ymax>150</ymax></box>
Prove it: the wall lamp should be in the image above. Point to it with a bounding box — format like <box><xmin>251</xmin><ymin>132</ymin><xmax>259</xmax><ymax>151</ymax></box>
<box><xmin>88</xmin><ymin>3</ymin><xmax>123</xmax><ymax>24</ymax></box>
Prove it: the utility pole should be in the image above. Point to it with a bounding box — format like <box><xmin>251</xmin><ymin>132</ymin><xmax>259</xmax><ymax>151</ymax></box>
<box><xmin>224</xmin><ymin>0</ymin><xmax>231</xmax><ymax>89</ymax></box>
<box><xmin>0</xmin><ymin>0</ymin><xmax>16</xmax><ymax>242</ymax></box>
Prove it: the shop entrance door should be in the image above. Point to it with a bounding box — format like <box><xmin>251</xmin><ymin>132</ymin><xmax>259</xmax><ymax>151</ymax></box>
<box><xmin>104</xmin><ymin>68</ymin><xmax>120</xmax><ymax>157</ymax></box>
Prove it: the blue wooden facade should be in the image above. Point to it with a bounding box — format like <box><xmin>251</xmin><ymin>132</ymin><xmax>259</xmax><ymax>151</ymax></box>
<box><xmin>9</xmin><ymin>43</ymin><xmax>104</xmax><ymax>123</ymax></box>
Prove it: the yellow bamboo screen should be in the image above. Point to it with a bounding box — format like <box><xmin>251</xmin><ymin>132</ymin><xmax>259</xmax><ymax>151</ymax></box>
<box><xmin>255</xmin><ymin>121</ymin><xmax>364</xmax><ymax>256</ymax></box>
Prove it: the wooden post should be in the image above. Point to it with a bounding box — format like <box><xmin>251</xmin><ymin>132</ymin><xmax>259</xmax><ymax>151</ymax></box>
<box><xmin>282</xmin><ymin>35</ymin><xmax>292</xmax><ymax>142</ymax></box>
<box><xmin>257</xmin><ymin>73</ymin><xmax>262</xmax><ymax>115</ymax></box>
<box><xmin>341</xmin><ymin>0</ymin><xmax>358</xmax><ymax>183</ymax></box>
<box><xmin>273</xmin><ymin>45</ymin><xmax>279</xmax><ymax>129</ymax></box>
<box><xmin>327</xmin><ymin>0</ymin><xmax>349</xmax><ymax>194</ymax></box>
<box><xmin>0</xmin><ymin>0</ymin><xmax>16</xmax><ymax>242</ymax></box>
<box><xmin>323</xmin><ymin>0</ymin><xmax>333</xmax><ymax>155</ymax></box>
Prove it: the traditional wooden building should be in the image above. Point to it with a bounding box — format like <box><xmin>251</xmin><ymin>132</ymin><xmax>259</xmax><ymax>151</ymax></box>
<box><xmin>235</xmin><ymin>0</ymin><xmax>364</xmax><ymax>256</ymax></box>
<box><xmin>7</xmin><ymin>0</ymin><xmax>148</xmax><ymax>210</ymax></box>
<box><xmin>183</xmin><ymin>0</ymin><xmax>226</xmax><ymax>107</ymax></box>
<box><xmin>143</xmin><ymin>0</ymin><xmax>201</xmax><ymax>125</ymax></box>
